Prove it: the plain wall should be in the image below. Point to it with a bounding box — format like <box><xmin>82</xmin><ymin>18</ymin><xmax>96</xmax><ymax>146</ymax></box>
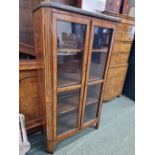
<box><xmin>82</xmin><ymin>0</ymin><xmax>106</xmax><ymax>13</ymax></box>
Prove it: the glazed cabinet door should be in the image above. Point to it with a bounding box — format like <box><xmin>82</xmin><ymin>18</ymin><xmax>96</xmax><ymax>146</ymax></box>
<box><xmin>52</xmin><ymin>13</ymin><xmax>90</xmax><ymax>140</ymax></box>
<box><xmin>81</xmin><ymin>20</ymin><xmax>115</xmax><ymax>127</ymax></box>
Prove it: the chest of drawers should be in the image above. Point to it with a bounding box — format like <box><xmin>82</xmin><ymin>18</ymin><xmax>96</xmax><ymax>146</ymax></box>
<box><xmin>102</xmin><ymin>12</ymin><xmax>135</xmax><ymax>101</ymax></box>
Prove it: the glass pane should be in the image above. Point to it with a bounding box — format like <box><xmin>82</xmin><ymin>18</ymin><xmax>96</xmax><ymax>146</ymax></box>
<box><xmin>84</xmin><ymin>84</ymin><xmax>102</xmax><ymax>123</ymax></box>
<box><xmin>57</xmin><ymin>89</ymin><xmax>80</xmax><ymax>136</ymax></box>
<box><xmin>57</xmin><ymin>20</ymin><xmax>86</xmax><ymax>87</ymax></box>
<box><xmin>89</xmin><ymin>27</ymin><xmax>112</xmax><ymax>81</ymax></box>
<box><xmin>57</xmin><ymin>21</ymin><xmax>86</xmax><ymax>49</ymax></box>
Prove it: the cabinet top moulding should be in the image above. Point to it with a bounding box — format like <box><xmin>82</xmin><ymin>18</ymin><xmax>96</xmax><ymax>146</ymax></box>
<box><xmin>33</xmin><ymin>2</ymin><xmax>121</xmax><ymax>22</ymax></box>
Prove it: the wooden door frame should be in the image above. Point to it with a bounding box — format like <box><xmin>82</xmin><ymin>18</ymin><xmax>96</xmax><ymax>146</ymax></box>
<box><xmin>52</xmin><ymin>12</ymin><xmax>91</xmax><ymax>142</ymax></box>
<box><xmin>80</xmin><ymin>19</ymin><xmax>117</xmax><ymax>129</ymax></box>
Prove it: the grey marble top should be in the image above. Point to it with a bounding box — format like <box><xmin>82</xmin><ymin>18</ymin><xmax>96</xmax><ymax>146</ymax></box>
<box><xmin>33</xmin><ymin>2</ymin><xmax>121</xmax><ymax>22</ymax></box>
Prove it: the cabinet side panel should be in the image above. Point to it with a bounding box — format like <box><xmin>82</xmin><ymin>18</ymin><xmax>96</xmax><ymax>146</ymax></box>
<box><xmin>19</xmin><ymin>67</ymin><xmax>44</xmax><ymax>133</ymax></box>
<box><xmin>33</xmin><ymin>8</ymin><xmax>54</xmax><ymax>143</ymax></box>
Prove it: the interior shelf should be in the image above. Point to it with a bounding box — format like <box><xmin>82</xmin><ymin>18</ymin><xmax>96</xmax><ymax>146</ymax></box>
<box><xmin>57</xmin><ymin>96</ymin><xmax>98</xmax><ymax>115</ymax></box>
<box><xmin>58</xmin><ymin>73</ymin><xmax>80</xmax><ymax>87</ymax></box>
<box><xmin>92</xmin><ymin>47</ymin><xmax>108</xmax><ymax>53</ymax></box>
<box><xmin>57</xmin><ymin>99</ymin><xmax>98</xmax><ymax>135</ymax></box>
<box><xmin>84</xmin><ymin>103</ymin><xmax>98</xmax><ymax>123</ymax></box>
<box><xmin>57</xmin><ymin>112</ymin><xmax>77</xmax><ymax>135</ymax></box>
<box><xmin>58</xmin><ymin>78</ymin><xmax>80</xmax><ymax>87</ymax></box>
<box><xmin>89</xmin><ymin>75</ymin><xmax>102</xmax><ymax>81</ymax></box>
<box><xmin>57</xmin><ymin>48</ymin><xmax>108</xmax><ymax>53</ymax></box>
<box><xmin>86</xmin><ymin>97</ymin><xmax>98</xmax><ymax>106</ymax></box>
<box><xmin>57</xmin><ymin>48</ymin><xmax>83</xmax><ymax>54</ymax></box>
<box><xmin>58</xmin><ymin>73</ymin><xmax>103</xmax><ymax>87</ymax></box>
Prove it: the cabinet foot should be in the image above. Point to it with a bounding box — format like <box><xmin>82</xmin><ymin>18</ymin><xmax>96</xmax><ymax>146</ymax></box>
<box><xmin>47</xmin><ymin>141</ymin><xmax>55</xmax><ymax>154</ymax></box>
<box><xmin>95</xmin><ymin>123</ymin><xmax>99</xmax><ymax>129</ymax></box>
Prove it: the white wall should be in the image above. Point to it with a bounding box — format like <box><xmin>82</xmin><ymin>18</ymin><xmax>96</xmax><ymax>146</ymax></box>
<box><xmin>82</xmin><ymin>0</ymin><xmax>107</xmax><ymax>13</ymax></box>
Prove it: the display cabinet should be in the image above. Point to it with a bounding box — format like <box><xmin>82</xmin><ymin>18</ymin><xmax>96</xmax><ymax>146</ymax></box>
<box><xmin>33</xmin><ymin>2</ymin><xmax>120</xmax><ymax>153</ymax></box>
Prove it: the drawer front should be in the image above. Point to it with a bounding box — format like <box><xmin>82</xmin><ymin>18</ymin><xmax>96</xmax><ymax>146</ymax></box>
<box><xmin>103</xmin><ymin>64</ymin><xmax>128</xmax><ymax>101</ymax></box>
<box><xmin>113</xmin><ymin>42</ymin><xmax>132</xmax><ymax>53</ymax></box>
<box><xmin>117</xmin><ymin>23</ymin><xmax>135</xmax><ymax>33</ymax></box>
<box><xmin>115</xmin><ymin>31</ymin><xmax>134</xmax><ymax>42</ymax></box>
<box><xmin>110</xmin><ymin>53</ymin><xmax>130</xmax><ymax>65</ymax></box>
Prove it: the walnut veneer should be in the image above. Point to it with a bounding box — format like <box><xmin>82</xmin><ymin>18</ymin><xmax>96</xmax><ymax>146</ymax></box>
<box><xmin>102</xmin><ymin>12</ymin><xmax>135</xmax><ymax>101</ymax></box>
<box><xmin>19</xmin><ymin>60</ymin><xmax>44</xmax><ymax>133</ymax></box>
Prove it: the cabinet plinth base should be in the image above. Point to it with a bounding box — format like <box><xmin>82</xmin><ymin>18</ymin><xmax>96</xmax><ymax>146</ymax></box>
<box><xmin>47</xmin><ymin>141</ymin><xmax>56</xmax><ymax>154</ymax></box>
